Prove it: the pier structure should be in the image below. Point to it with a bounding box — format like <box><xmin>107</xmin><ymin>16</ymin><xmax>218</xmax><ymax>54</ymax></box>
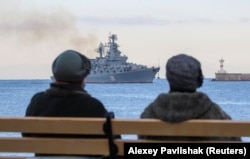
<box><xmin>213</xmin><ymin>58</ymin><xmax>250</xmax><ymax>81</ymax></box>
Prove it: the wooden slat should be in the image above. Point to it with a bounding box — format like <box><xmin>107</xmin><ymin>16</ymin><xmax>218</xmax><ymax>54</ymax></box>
<box><xmin>1</xmin><ymin>117</ymin><xmax>250</xmax><ymax>157</ymax></box>
<box><xmin>0</xmin><ymin>138</ymin><xmax>127</xmax><ymax>156</ymax></box>
<box><xmin>112</xmin><ymin>119</ymin><xmax>250</xmax><ymax>137</ymax></box>
<box><xmin>0</xmin><ymin>138</ymin><xmax>109</xmax><ymax>155</ymax></box>
<box><xmin>0</xmin><ymin>117</ymin><xmax>106</xmax><ymax>135</ymax></box>
<box><xmin>1</xmin><ymin>117</ymin><xmax>250</xmax><ymax>136</ymax></box>
<box><xmin>0</xmin><ymin>138</ymin><xmax>244</xmax><ymax>157</ymax></box>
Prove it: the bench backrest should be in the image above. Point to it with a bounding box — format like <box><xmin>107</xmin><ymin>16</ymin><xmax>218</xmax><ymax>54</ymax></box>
<box><xmin>0</xmin><ymin>116</ymin><xmax>250</xmax><ymax>157</ymax></box>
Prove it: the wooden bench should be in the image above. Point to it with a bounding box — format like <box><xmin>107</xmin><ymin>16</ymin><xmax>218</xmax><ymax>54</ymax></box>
<box><xmin>0</xmin><ymin>113</ymin><xmax>250</xmax><ymax>158</ymax></box>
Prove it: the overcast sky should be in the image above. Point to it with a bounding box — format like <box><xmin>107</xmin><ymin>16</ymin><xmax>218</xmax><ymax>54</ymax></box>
<box><xmin>0</xmin><ymin>0</ymin><xmax>250</xmax><ymax>79</ymax></box>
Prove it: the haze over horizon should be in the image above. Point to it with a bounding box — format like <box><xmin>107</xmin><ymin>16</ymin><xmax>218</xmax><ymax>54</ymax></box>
<box><xmin>0</xmin><ymin>0</ymin><xmax>250</xmax><ymax>79</ymax></box>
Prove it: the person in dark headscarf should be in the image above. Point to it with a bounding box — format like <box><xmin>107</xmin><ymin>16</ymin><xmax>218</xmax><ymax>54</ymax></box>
<box><xmin>23</xmin><ymin>50</ymin><xmax>118</xmax><ymax>157</ymax></box>
<box><xmin>24</xmin><ymin>50</ymin><xmax>108</xmax><ymax>120</ymax></box>
<box><xmin>140</xmin><ymin>54</ymin><xmax>241</xmax><ymax>141</ymax></box>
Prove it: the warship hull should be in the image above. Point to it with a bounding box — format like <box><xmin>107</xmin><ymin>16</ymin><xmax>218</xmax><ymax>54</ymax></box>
<box><xmin>85</xmin><ymin>67</ymin><xmax>160</xmax><ymax>83</ymax></box>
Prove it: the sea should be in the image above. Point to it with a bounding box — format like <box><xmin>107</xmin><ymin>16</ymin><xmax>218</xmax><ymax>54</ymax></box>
<box><xmin>0</xmin><ymin>78</ymin><xmax>250</xmax><ymax>156</ymax></box>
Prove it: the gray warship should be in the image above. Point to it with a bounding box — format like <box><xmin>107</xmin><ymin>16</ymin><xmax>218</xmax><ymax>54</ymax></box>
<box><xmin>85</xmin><ymin>34</ymin><xmax>160</xmax><ymax>83</ymax></box>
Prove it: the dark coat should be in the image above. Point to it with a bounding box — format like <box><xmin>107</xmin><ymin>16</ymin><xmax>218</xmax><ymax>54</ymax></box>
<box><xmin>23</xmin><ymin>82</ymin><xmax>110</xmax><ymax>157</ymax></box>
<box><xmin>140</xmin><ymin>91</ymin><xmax>241</xmax><ymax>141</ymax></box>
<box><xmin>24</xmin><ymin>83</ymin><xmax>108</xmax><ymax>118</ymax></box>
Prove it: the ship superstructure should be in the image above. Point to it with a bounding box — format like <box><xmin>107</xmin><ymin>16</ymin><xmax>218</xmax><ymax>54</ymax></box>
<box><xmin>85</xmin><ymin>34</ymin><xmax>160</xmax><ymax>83</ymax></box>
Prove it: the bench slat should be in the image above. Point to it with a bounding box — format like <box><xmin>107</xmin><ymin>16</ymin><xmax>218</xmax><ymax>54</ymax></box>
<box><xmin>0</xmin><ymin>138</ymin><xmax>110</xmax><ymax>155</ymax></box>
<box><xmin>0</xmin><ymin>138</ymin><xmax>245</xmax><ymax>157</ymax></box>
<box><xmin>1</xmin><ymin>117</ymin><xmax>250</xmax><ymax>137</ymax></box>
<box><xmin>0</xmin><ymin>117</ymin><xmax>105</xmax><ymax>135</ymax></box>
<box><xmin>0</xmin><ymin>117</ymin><xmax>250</xmax><ymax>158</ymax></box>
<box><xmin>112</xmin><ymin>119</ymin><xmax>250</xmax><ymax>137</ymax></box>
<box><xmin>0</xmin><ymin>138</ymin><xmax>129</xmax><ymax>156</ymax></box>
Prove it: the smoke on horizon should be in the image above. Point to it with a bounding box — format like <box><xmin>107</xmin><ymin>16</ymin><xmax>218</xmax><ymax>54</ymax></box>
<box><xmin>0</xmin><ymin>2</ymin><xmax>98</xmax><ymax>66</ymax></box>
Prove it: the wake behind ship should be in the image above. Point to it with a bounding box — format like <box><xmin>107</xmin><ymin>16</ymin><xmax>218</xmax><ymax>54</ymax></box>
<box><xmin>85</xmin><ymin>34</ymin><xmax>160</xmax><ymax>83</ymax></box>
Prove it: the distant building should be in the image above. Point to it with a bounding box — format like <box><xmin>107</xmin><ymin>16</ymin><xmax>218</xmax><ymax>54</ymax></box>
<box><xmin>213</xmin><ymin>58</ymin><xmax>250</xmax><ymax>81</ymax></box>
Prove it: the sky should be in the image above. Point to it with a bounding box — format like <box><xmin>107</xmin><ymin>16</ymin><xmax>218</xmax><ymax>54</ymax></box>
<box><xmin>0</xmin><ymin>0</ymin><xmax>250</xmax><ymax>79</ymax></box>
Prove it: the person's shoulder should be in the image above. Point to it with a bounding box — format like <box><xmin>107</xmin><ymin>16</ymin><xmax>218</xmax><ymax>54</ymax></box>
<box><xmin>81</xmin><ymin>94</ymin><xmax>105</xmax><ymax>107</ymax></box>
<box><xmin>30</xmin><ymin>91</ymin><xmax>46</xmax><ymax>99</ymax></box>
<box><xmin>196</xmin><ymin>92</ymin><xmax>232</xmax><ymax>119</ymax></box>
<box><xmin>91</xmin><ymin>97</ymin><xmax>105</xmax><ymax>108</ymax></box>
<box><xmin>157</xmin><ymin>93</ymin><xmax>169</xmax><ymax>99</ymax></box>
<box><xmin>83</xmin><ymin>95</ymin><xmax>108</xmax><ymax>115</ymax></box>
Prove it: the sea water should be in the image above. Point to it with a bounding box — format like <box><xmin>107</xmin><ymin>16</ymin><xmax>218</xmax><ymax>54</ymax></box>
<box><xmin>0</xmin><ymin>79</ymin><xmax>250</xmax><ymax>156</ymax></box>
<box><xmin>1</xmin><ymin>79</ymin><xmax>250</xmax><ymax>120</ymax></box>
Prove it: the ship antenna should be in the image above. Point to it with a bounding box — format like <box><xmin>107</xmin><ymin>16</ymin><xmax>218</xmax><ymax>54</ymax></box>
<box><xmin>97</xmin><ymin>42</ymin><xmax>104</xmax><ymax>57</ymax></box>
<box><xmin>109</xmin><ymin>34</ymin><xmax>117</xmax><ymax>43</ymax></box>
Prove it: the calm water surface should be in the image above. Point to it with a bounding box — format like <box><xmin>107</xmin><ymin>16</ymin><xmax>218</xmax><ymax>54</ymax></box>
<box><xmin>0</xmin><ymin>79</ymin><xmax>249</xmax><ymax>156</ymax></box>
